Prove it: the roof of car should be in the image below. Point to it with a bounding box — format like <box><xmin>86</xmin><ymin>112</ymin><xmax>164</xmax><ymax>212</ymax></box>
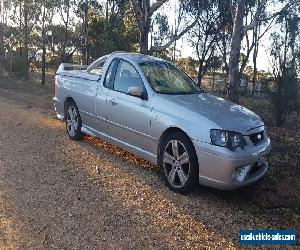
<box><xmin>110</xmin><ymin>51</ymin><xmax>166</xmax><ymax>64</ymax></box>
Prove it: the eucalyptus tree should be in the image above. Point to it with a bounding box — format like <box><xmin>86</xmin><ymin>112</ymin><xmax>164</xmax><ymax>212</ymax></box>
<box><xmin>9</xmin><ymin>0</ymin><xmax>40</xmax><ymax>80</ymax></box>
<box><xmin>38</xmin><ymin>0</ymin><xmax>58</xmax><ymax>85</ymax></box>
<box><xmin>75</xmin><ymin>0</ymin><xmax>103</xmax><ymax>64</ymax></box>
<box><xmin>239</xmin><ymin>0</ymin><xmax>276</xmax><ymax>94</ymax></box>
<box><xmin>186</xmin><ymin>0</ymin><xmax>222</xmax><ymax>85</ymax></box>
<box><xmin>206</xmin><ymin>55</ymin><xmax>222</xmax><ymax>90</ymax></box>
<box><xmin>0</xmin><ymin>0</ymin><xmax>9</xmax><ymax>76</ymax></box>
<box><xmin>23</xmin><ymin>0</ymin><xmax>29</xmax><ymax>79</ymax></box>
<box><xmin>215</xmin><ymin>0</ymin><xmax>233</xmax><ymax>79</ymax></box>
<box><xmin>228</xmin><ymin>0</ymin><xmax>299</xmax><ymax>103</ymax></box>
<box><xmin>59</xmin><ymin>0</ymin><xmax>75</xmax><ymax>62</ymax></box>
<box><xmin>270</xmin><ymin>8</ymin><xmax>300</xmax><ymax>126</ymax></box>
<box><xmin>150</xmin><ymin>13</ymin><xmax>170</xmax><ymax>53</ymax></box>
<box><xmin>88</xmin><ymin>0</ymin><xmax>139</xmax><ymax>58</ymax></box>
<box><xmin>130</xmin><ymin>0</ymin><xmax>197</xmax><ymax>54</ymax></box>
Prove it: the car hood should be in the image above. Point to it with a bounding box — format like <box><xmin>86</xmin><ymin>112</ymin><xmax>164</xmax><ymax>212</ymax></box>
<box><xmin>161</xmin><ymin>93</ymin><xmax>263</xmax><ymax>134</ymax></box>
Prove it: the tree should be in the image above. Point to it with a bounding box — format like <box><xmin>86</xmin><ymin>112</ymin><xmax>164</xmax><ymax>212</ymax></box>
<box><xmin>0</xmin><ymin>0</ymin><xmax>6</xmax><ymax>77</ymax></box>
<box><xmin>9</xmin><ymin>0</ymin><xmax>40</xmax><ymax>80</ymax></box>
<box><xmin>88</xmin><ymin>0</ymin><xmax>139</xmax><ymax>59</ymax></box>
<box><xmin>74</xmin><ymin>0</ymin><xmax>102</xmax><ymax>64</ymax></box>
<box><xmin>187</xmin><ymin>0</ymin><xmax>221</xmax><ymax>85</ymax></box>
<box><xmin>23</xmin><ymin>0</ymin><xmax>29</xmax><ymax>80</ymax></box>
<box><xmin>238</xmin><ymin>1</ymin><xmax>276</xmax><ymax>94</ymax></box>
<box><xmin>215</xmin><ymin>0</ymin><xmax>233</xmax><ymax>79</ymax></box>
<box><xmin>130</xmin><ymin>0</ymin><xmax>197</xmax><ymax>54</ymax></box>
<box><xmin>59</xmin><ymin>0</ymin><xmax>74</xmax><ymax>62</ymax></box>
<box><xmin>270</xmin><ymin>9</ymin><xmax>300</xmax><ymax>126</ymax></box>
<box><xmin>39</xmin><ymin>0</ymin><xmax>57</xmax><ymax>85</ymax></box>
<box><xmin>150</xmin><ymin>13</ymin><xmax>170</xmax><ymax>50</ymax></box>
<box><xmin>228</xmin><ymin>0</ymin><xmax>299</xmax><ymax>103</ymax></box>
<box><xmin>207</xmin><ymin>55</ymin><xmax>222</xmax><ymax>90</ymax></box>
<box><xmin>227</xmin><ymin>0</ymin><xmax>246</xmax><ymax>103</ymax></box>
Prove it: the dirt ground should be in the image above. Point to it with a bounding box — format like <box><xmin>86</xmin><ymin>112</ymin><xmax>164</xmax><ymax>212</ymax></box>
<box><xmin>0</xmin><ymin>76</ymin><xmax>299</xmax><ymax>249</ymax></box>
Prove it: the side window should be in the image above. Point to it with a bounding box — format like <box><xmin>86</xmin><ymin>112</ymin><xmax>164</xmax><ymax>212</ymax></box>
<box><xmin>104</xmin><ymin>60</ymin><xmax>118</xmax><ymax>89</ymax></box>
<box><xmin>114</xmin><ymin>60</ymin><xmax>144</xmax><ymax>94</ymax></box>
<box><xmin>88</xmin><ymin>58</ymin><xmax>107</xmax><ymax>76</ymax></box>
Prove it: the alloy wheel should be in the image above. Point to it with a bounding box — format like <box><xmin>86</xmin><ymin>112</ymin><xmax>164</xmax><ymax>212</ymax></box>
<box><xmin>66</xmin><ymin>106</ymin><xmax>78</xmax><ymax>137</ymax></box>
<box><xmin>163</xmin><ymin>140</ymin><xmax>190</xmax><ymax>188</ymax></box>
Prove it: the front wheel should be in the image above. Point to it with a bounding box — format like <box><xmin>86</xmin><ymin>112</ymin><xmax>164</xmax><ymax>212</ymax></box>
<box><xmin>159</xmin><ymin>131</ymin><xmax>199</xmax><ymax>194</ymax></box>
<box><xmin>65</xmin><ymin>101</ymin><xmax>84</xmax><ymax>140</ymax></box>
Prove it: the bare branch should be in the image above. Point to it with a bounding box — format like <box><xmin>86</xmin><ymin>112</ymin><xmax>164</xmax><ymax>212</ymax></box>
<box><xmin>243</xmin><ymin>0</ymin><xmax>299</xmax><ymax>32</ymax></box>
<box><xmin>149</xmin><ymin>19</ymin><xmax>197</xmax><ymax>53</ymax></box>
<box><xmin>148</xmin><ymin>0</ymin><xmax>169</xmax><ymax>18</ymax></box>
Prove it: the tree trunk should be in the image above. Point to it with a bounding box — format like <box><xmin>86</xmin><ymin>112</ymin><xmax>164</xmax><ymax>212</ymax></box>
<box><xmin>84</xmin><ymin>0</ymin><xmax>89</xmax><ymax>65</ymax></box>
<box><xmin>41</xmin><ymin>39</ymin><xmax>46</xmax><ymax>85</ymax></box>
<box><xmin>0</xmin><ymin>0</ymin><xmax>4</xmax><ymax>76</ymax></box>
<box><xmin>212</xmin><ymin>69</ymin><xmax>215</xmax><ymax>91</ymax></box>
<box><xmin>228</xmin><ymin>0</ymin><xmax>246</xmax><ymax>103</ymax></box>
<box><xmin>23</xmin><ymin>0</ymin><xmax>29</xmax><ymax>80</ymax></box>
<box><xmin>41</xmin><ymin>5</ymin><xmax>46</xmax><ymax>86</ymax></box>
<box><xmin>9</xmin><ymin>44</ymin><xmax>12</xmax><ymax>77</ymax></box>
<box><xmin>197</xmin><ymin>62</ymin><xmax>203</xmax><ymax>86</ymax></box>
<box><xmin>252</xmin><ymin>25</ymin><xmax>259</xmax><ymax>95</ymax></box>
<box><xmin>140</xmin><ymin>22</ymin><xmax>150</xmax><ymax>54</ymax></box>
<box><xmin>19</xmin><ymin>0</ymin><xmax>22</xmax><ymax>57</ymax></box>
<box><xmin>220</xmin><ymin>30</ymin><xmax>229</xmax><ymax>82</ymax></box>
<box><xmin>0</xmin><ymin>23</ymin><xmax>4</xmax><ymax>77</ymax></box>
<box><xmin>61</xmin><ymin>4</ymin><xmax>70</xmax><ymax>63</ymax></box>
<box><xmin>275</xmin><ymin>19</ymin><xmax>289</xmax><ymax>127</ymax></box>
<box><xmin>61</xmin><ymin>22</ymin><xmax>68</xmax><ymax>62</ymax></box>
<box><xmin>105</xmin><ymin>0</ymin><xmax>109</xmax><ymax>23</ymax></box>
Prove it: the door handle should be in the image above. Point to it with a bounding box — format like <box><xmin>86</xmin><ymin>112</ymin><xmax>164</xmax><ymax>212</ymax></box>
<box><xmin>109</xmin><ymin>99</ymin><xmax>118</xmax><ymax>106</ymax></box>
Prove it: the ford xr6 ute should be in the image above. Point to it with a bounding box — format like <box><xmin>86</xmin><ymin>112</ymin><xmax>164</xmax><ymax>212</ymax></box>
<box><xmin>53</xmin><ymin>52</ymin><xmax>271</xmax><ymax>193</ymax></box>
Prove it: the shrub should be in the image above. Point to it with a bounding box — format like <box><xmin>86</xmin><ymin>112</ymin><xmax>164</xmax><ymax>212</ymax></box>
<box><xmin>271</xmin><ymin>69</ymin><xmax>299</xmax><ymax>127</ymax></box>
<box><xmin>4</xmin><ymin>56</ymin><xmax>26</xmax><ymax>76</ymax></box>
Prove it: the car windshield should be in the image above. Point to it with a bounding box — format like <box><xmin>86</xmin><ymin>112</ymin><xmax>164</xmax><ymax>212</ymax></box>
<box><xmin>139</xmin><ymin>61</ymin><xmax>202</xmax><ymax>95</ymax></box>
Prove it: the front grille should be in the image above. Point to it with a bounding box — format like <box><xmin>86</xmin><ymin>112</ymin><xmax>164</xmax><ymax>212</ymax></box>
<box><xmin>249</xmin><ymin>131</ymin><xmax>264</xmax><ymax>145</ymax></box>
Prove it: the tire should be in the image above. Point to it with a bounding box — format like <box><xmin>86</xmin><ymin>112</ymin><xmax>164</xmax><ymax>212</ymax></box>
<box><xmin>159</xmin><ymin>131</ymin><xmax>199</xmax><ymax>194</ymax></box>
<box><xmin>65</xmin><ymin>101</ymin><xmax>84</xmax><ymax>140</ymax></box>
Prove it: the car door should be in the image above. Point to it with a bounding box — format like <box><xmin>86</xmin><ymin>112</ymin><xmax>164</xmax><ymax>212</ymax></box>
<box><xmin>106</xmin><ymin>59</ymin><xmax>152</xmax><ymax>152</ymax></box>
<box><xmin>94</xmin><ymin>59</ymin><xmax>119</xmax><ymax>134</ymax></box>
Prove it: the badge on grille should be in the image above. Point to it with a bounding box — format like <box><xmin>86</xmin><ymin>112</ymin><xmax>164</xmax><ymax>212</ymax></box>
<box><xmin>257</xmin><ymin>134</ymin><xmax>262</xmax><ymax>140</ymax></box>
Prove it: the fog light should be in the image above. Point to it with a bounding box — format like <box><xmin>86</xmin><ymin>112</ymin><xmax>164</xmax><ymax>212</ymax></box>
<box><xmin>232</xmin><ymin>165</ymin><xmax>251</xmax><ymax>183</ymax></box>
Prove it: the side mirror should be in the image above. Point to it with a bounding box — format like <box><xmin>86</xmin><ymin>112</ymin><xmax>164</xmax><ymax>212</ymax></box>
<box><xmin>128</xmin><ymin>87</ymin><xmax>147</xmax><ymax>99</ymax></box>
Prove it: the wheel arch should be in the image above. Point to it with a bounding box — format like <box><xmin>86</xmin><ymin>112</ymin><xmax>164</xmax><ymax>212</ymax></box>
<box><xmin>157</xmin><ymin>127</ymin><xmax>195</xmax><ymax>157</ymax></box>
<box><xmin>64</xmin><ymin>97</ymin><xmax>76</xmax><ymax>114</ymax></box>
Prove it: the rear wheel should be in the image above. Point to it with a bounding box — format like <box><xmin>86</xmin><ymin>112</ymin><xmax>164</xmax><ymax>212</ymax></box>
<box><xmin>65</xmin><ymin>101</ymin><xmax>84</xmax><ymax>140</ymax></box>
<box><xmin>159</xmin><ymin>131</ymin><xmax>199</xmax><ymax>194</ymax></box>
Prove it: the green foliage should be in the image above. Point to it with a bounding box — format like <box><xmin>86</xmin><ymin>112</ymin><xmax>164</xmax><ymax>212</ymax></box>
<box><xmin>206</xmin><ymin>56</ymin><xmax>222</xmax><ymax>71</ymax></box>
<box><xmin>88</xmin><ymin>11</ymin><xmax>139</xmax><ymax>59</ymax></box>
<box><xmin>270</xmin><ymin>6</ymin><xmax>300</xmax><ymax>126</ymax></box>
<box><xmin>271</xmin><ymin>69</ymin><xmax>299</xmax><ymax>126</ymax></box>
<box><xmin>152</xmin><ymin>13</ymin><xmax>170</xmax><ymax>46</ymax></box>
<box><xmin>4</xmin><ymin>55</ymin><xmax>26</xmax><ymax>76</ymax></box>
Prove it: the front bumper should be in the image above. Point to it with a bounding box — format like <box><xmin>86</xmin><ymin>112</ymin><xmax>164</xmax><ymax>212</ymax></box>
<box><xmin>193</xmin><ymin>138</ymin><xmax>271</xmax><ymax>190</ymax></box>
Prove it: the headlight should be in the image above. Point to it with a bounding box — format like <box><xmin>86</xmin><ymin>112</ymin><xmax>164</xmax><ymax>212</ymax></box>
<box><xmin>210</xmin><ymin>129</ymin><xmax>247</xmax><ymax>150</ymax></box>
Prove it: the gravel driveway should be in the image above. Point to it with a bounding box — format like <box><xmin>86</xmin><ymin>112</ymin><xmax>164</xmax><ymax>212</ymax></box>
<box><xmin>0</xmin><ymin>81</ymin><xmax>298</xmax><ymax>249</ymax></box>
